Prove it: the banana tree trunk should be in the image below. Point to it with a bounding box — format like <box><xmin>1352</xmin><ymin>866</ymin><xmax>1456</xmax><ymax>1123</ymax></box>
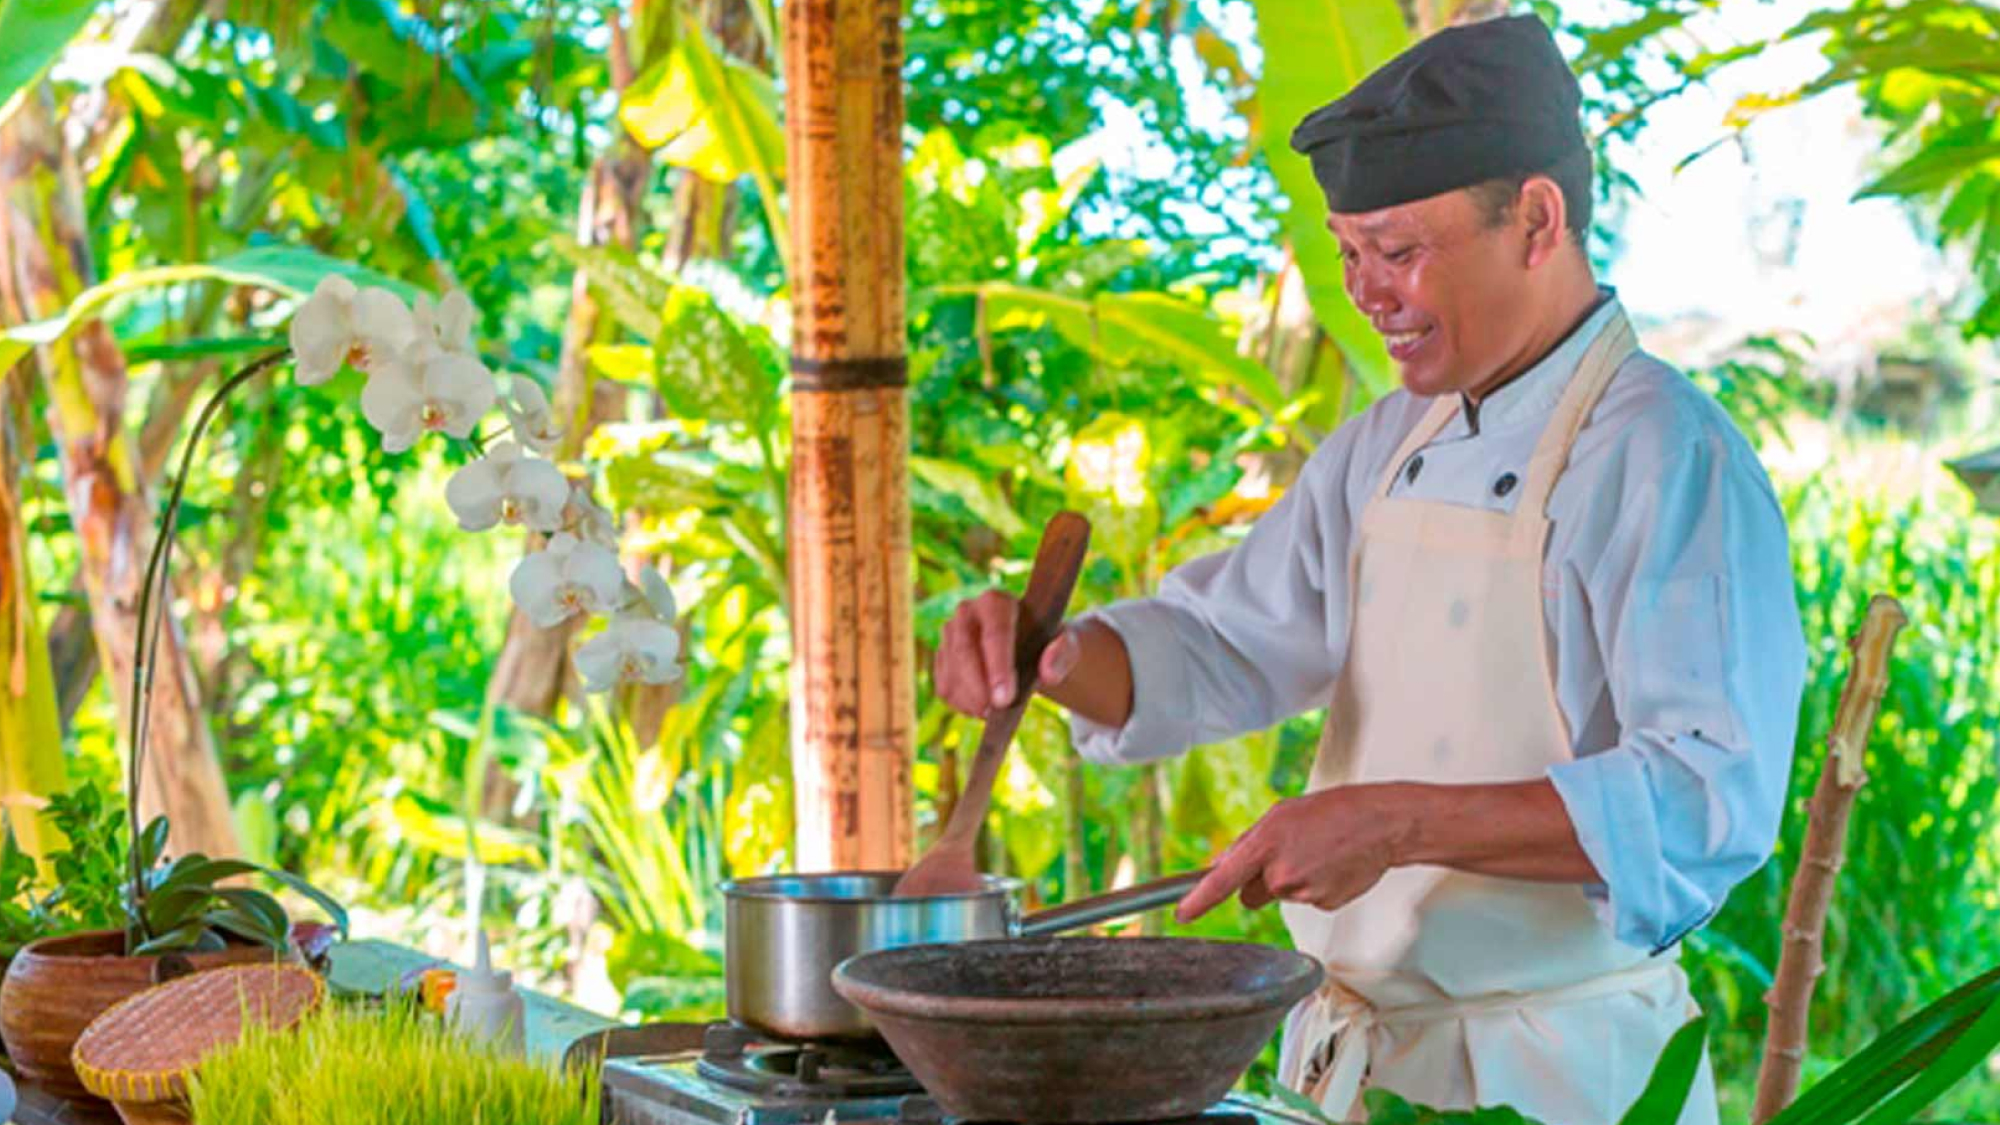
<box><xmin>0</xmin><ymin>85</ymin><xmax>237</xmax><ymax>859</ymax></box>
<box><xmin>785</xmin><ymin>0</ymin><xmax>914</xmax><ymax>871</ymax></box>
<box><xmin>0</xmin><ymin>369</ymin><xmax>67</xmax><ymax>858</ymax></box>
<box><xmin>486</xmin><ymin>12</ymin><xmax>651</xmax><ymax>720</ymax></box>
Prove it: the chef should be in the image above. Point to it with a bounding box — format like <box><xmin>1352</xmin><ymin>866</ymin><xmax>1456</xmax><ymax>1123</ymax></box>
<box><xmin>932</xmin><ymin>13</ymin><xmax>1806</xmax><ymax>1124</ymax></box>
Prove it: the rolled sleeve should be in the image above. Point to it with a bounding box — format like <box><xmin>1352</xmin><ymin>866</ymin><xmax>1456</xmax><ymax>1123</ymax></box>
<box><xmin>1549</xmin><ymin>431</ymin><xmax>1807</xmax><ymax>952</ymax></box>
<box><xmin>1066</xmin><ymin>441</ymin><xmax>1359</xmax><ymax>766</ymax></box>
<box><xmin>1070</xmin><ymin>600</ymin><xmax>1202</xmax><ymax>766</ymax></box>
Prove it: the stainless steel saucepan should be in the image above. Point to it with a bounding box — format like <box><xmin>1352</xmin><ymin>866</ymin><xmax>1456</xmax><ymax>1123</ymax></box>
<box><xmin>719</xmin><ymin>869</ymin><xmax>1206</xmax><ymax>1041</ymax></box>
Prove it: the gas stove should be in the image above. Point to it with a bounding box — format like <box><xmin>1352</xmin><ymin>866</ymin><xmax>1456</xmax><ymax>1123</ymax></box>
<box><xmin>584</xmin><ymin>1023</ymin><xmax>1322</xmax><ymax>1125</ymax></box>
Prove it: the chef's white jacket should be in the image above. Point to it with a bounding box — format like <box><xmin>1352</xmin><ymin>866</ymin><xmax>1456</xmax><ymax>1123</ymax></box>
<box><xmin>1072</xmin><ymin>295</ymin><xmax>1809</xmax><ymax>953</ymax></box>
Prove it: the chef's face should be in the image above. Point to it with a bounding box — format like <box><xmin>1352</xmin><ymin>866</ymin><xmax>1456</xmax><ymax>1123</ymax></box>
<box><xmin>1327</xmin><ymin>185</ymin><xmax>1557</xmax><ymax>399</ymax></box>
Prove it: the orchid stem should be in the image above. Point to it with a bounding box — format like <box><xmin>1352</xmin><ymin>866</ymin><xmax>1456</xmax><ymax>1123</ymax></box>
<box><xmin>127</xmin><ymin>346</ymin><xmax>291</xmax><ymax>953</ymax></box>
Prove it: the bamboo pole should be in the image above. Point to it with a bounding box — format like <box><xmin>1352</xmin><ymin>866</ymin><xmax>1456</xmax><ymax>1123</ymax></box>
<box><xmin>1752</xmin><ymin>594</ymin><xmax>1908</xmax><ymax>1122</ymax></box>
<box><xmin>785</xmin><ymin>0</ymin><xmax>913</xmax><ymax>871</ymax></box>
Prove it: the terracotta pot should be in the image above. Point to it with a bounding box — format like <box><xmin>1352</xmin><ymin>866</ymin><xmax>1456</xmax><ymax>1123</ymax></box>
<box><xmin>0</xmin><ymin>930</ymin><xmax>286</xmax><ymax>1102</ymax></box>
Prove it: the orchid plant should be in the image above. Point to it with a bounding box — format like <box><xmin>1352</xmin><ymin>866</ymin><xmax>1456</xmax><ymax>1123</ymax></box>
<box><xmin>286</xmin><ymin>274</ymin><xmax>683</xmax><ymax>691</ymax></box>
<box><xmin>123</xmin><ymin>274</ymin><xmax>682</xmax><ymax>953</ymax></box>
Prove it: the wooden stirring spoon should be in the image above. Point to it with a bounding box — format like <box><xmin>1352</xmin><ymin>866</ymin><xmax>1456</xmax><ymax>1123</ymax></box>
<box><xmin>896</xmin><ymin>511</ymin><xmax>1091</xmax><ymax>897</ymax></box>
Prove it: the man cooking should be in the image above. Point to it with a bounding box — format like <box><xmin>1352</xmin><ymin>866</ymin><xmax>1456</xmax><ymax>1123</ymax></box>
<box><xmin>931</xmin><ymin>14</ymin><xmax>1807</xmax><ymax>1124</ymax></box>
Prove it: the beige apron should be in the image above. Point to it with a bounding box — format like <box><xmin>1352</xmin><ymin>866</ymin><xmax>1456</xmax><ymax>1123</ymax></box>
<box><xmin>1278</xmin><ymin>309</ymin><xmax>1717</xmax><ymax>1124</ymax></box>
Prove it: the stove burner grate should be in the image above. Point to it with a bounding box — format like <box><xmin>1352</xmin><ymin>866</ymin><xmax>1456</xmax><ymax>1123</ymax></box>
<box><xmin>694</xmin><ymin>1023</ymin><xmax>923</xmax><ymax>1100</ymax></box>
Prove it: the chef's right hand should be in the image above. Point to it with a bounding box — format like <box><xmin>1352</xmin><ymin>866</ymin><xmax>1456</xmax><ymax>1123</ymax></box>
<box><xmin>934</xmin><ymin>590</ymin><xmax>1082</xmax><ymax>719</ymax></box>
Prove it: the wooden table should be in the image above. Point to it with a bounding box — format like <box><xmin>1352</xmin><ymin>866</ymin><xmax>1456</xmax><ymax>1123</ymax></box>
<box><xmin>6</xmin><ymin>939</ymin><xmax>619</xmax><ymax>1125</ymax></box>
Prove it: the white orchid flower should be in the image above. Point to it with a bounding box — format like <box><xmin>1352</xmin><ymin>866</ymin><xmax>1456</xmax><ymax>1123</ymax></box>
<box><xmin>561</xmin><ymin>484</ymin><xmax>620</xmax><ymax>549</ymax></box>
<box><xmin>509</xmin><ymin>532</ymin><xmax>625</xmax><ymax>628</ymax></box>
<box><xmin>638</xmin><ymin>567</ymin><xmax>678</xmax><ymax>623</ymax></box>
<box><xmin>444</xmin><ymin>441</ymin><xmax>569</xmax><ymax>533</ymax></box>
<box><xmin>288</xmin><ymin>275</ymin><xmax>415</xmax><ymax>386</ymax></box>
<box><xmin>413</xmin><ymin>289</ymin><xmax>477</xmax><ymax>356</ymax></box>
<box><xmin>502</xmin><ymin>375</ymin><xmax>565</xmax><ymax>455</ymax></box>
<box><xmin>575</xmin><ymin>615</ymin><xmax>683</xmax><ymax>692</ymax></box>
<box><xmin>612</xmin><ymin>566</ymin><xmax>678</xmax><ymax>625</ymax></box>
<box><xmin>359</xmin><ymin>348</ymin><xmax>497</xmax><ymax>453</ymax></box>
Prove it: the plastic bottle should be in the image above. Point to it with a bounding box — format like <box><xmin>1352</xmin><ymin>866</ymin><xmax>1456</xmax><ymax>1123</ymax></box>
<box><xmin>445</xmin><ymin>930</ymin><xmax>527</xmax><ymax>1054</ymax></box>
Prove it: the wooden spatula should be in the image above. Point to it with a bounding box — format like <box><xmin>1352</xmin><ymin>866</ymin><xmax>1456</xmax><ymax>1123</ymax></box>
<box><xmin>896</xmin><ymin>511</ymin><xmax>1091</xmax><ymax>897</ymax></box>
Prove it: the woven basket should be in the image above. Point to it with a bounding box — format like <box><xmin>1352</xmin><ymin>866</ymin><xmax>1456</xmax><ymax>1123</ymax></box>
<box><xmin>70</xmin><ymin>963</ymin><xmax>326</xmax><ymax>1125</ymax></box>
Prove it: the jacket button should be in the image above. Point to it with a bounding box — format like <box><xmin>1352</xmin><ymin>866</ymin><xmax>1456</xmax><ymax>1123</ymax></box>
<box><xmin>1405</xmin><ymin>455</ymin><xmax>1424</xmax><ymax>485</ymax></box>
<box><xmin>1494</xmin><ymin>472</ymin><xmax>1518</xmax><ymax>497</ymax></box>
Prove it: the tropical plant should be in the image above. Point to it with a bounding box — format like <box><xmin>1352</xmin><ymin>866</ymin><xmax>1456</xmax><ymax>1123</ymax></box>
<box><xmin>1686</xmin><ymin>468</ymin><xmax>2000</xmax><ymax>1118</ymax></box>
<box><xmin>1718</xmin><ymin>1</ymin><xmax>2000</xmax><ymax>339</ymax></box>
<box><xmin>1549</xmin><ymin>0</ymin><xmax>2000</xmax><ymax>341</ymax></box>
<box><xmin>185</xmin><ymin>995</ymin><xmax>601</xmax><ymax>1125</ymax></box>
<box><xmin>0</xmin><ymin>783</ymin><xmax>127</xmax><ymax>958</ymax></box>
<box><xmin>0</xmin><ymin>776</ymin><xmax>348</xmax><ymax>957</ymax></box>
<box><xmin>102</xmin><ymin>254</ymin><xmax>699</xmax><ymax>955</ymax></box>
<box><xmin>121</xmin><ymin>812</ymin><xmax>350</xmax><ymax>955</ymax></box>
<box><xmin>3</xmin><ymin>3</ymin><xmax>1995</xmax><ymax>1121</ymax></box>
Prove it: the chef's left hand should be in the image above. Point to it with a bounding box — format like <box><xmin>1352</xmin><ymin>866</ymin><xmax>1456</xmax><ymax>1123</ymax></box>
<box><xmin>1175</xmin><ymin>785</ymin><xmax>1407</xmax><ymax>924</ymax></box>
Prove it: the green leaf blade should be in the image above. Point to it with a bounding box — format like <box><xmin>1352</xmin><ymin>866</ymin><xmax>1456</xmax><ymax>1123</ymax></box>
<box><xmin>1615</xmin><ymin>1017</ymin><xmax>1708</xmax><ymax>1125</ymax></box>
<box><xmin>0</xmin><ymin>0</ymin><xmax>99</xmax><ymax>124</ymax></box>
<box><xmin>1250</xmin><ymin>0</ymin><xmax>1406</xmax><ymax>395</ymax></box>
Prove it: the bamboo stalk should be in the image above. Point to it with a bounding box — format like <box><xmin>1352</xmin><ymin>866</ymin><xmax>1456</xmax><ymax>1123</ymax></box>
<box><xmin>785</xmin><ymin>0</ymin><xmax>912</xmax><ymax>870</ymax></box>
<box><xmin>1752</xmin><ymin>594</ymin><xmax>1908</xmax><ymax>1122</ymax></box>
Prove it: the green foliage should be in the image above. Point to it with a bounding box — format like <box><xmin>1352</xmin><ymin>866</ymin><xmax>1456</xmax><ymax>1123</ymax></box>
<box><xmin>904</xmin><ymin>0</ymin><xmax>1275</xmax><ymax>279</ymax></box>
<box><xmin>1765</xmin><ymin>965</ymin><xmax>2000</xmax><ymax>1125</ymax></box>
<box><xmin>0</xmin><ymin>783</ymin><xmax>128</xmax><ymax>958</ymax></box>
<box><xmin>1361</xmin><ymin>1092</ymin><xmax>1539</xmax><ymax>1124</ymax></box>
<box><xmin>1795</xmin><ymin>2</ymin><xmax>2000</xmax><ymax>337</ymax></box>
<box><xmin>12</xmin><ymin>1</ymin><xmax>1999</xmax><ymax>1118</ymax></box>
<box><xmin>185</xmin><ymin>995</ymin><xmax>601</xmax><ymax>1125</ymax></box>
<box><xmin>1687</xmin><ymin>335</ymin><xmax>1832</xmax><ymax>452</ymax></box>
<box><xmin>0</xmin><ymin>245</ymin><xmax>416</xmax><ymax>374</ymax></box>
<box><xmin>128</xmin><ymin>825</ymin><xmax>351</xmax><ymax>955</ymax></box>
<box><xmin>1249</xmin><ymin>0</ymin><xmax>1404</xmax><ymax>392</ymax></box>
<box><xmin>620</xmin><ymin>15</ymin><xmax>787</xmax><ymax>264</ymax></box>
<box><xmin>1684</xmin><ymin>472</ymin><xmax>2000</xmax><ymax>1120</ymax></box>
<box><xmin>959</xmin><ymin>282</ymin><xmax>1288</xmax><ymax>411</ymax></box>
<box><xmin>1611</xmin><ymin>0</ymin><xmax>2000</xmax><ymax>338</ymax></box>
<box><xmin>1616</xmin><ymin>1018</ymin><xmax>1710</xmax><ymax>1125</ymax></box>
<box><xmin>0</xmin><ymin>779</ymin><xmax>347</xmax><ymax>958</ymax></box>
<box><xmin>0</xmin><ymin>0</ymin><xmax>97</xmax><ymax>121</ymax></box>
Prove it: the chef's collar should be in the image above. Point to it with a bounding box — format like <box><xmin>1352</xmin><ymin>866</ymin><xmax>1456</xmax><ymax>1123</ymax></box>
<box><xmin>1460</xmin><ymin>288</ymin><xmax>1621</xmax><ymax>435</ymax></box>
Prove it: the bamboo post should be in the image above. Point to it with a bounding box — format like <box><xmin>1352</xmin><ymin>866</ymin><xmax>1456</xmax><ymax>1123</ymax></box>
<box><xmin>785</xmin><ymin>0</ymin><xmax>914</xmax><ymax>871</ymax></box>
<box><xmin>1752</xmin><ymin>594</ymin><xmax>1908</xmax><ymax>1122</ymax></box>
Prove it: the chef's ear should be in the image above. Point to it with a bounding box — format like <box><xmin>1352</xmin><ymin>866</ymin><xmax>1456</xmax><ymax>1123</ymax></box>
<box><xmin>1517</xmin><ymin>174</ymin><xmax>1569</xmax><ymax>270</ymax></box>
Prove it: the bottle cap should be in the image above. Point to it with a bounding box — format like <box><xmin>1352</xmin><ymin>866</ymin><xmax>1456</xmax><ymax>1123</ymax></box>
<box><xmin>459</xmin><ymin>929</ymin><xmax>513</xmax><ymax>992</ymax></box>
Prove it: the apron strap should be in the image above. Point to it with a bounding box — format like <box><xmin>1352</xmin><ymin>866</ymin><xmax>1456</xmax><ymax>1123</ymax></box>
<box><xmin>1372</xmin><ymin>396</ymin><xmax>1461</xmax><ymax>498</ymax></box>
<box><xmin>1367</xmin><ymin>308</ymin><xmax>1638</xmax><ymax>513</ymax></box>
<box><xmin>1513</xmin><ymin>309</ymin><xmax>1638</xmax><ymax>520</ymax></box>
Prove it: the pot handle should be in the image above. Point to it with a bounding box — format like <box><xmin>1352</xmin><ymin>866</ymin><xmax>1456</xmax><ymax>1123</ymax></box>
<box><xmin>1013</xmin><ymin>868</ymin><xmax>1211</xmax><ymax>938</ymax></box>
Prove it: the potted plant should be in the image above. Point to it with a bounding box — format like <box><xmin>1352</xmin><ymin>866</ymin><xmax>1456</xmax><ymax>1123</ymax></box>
<box><xmin>0</xmin><ymin>784</ymin><xmax>127</xmax><ymax>970</ymax></box>
<box><xmin>0</xmin><ymin>778</ymin><xmax>347</xmax><ymax>1101</ymax></box>
<box><xmin>3</xmin><ymin>271</ymin><xmax>680</xmax><ymax>1104</ymax></box>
